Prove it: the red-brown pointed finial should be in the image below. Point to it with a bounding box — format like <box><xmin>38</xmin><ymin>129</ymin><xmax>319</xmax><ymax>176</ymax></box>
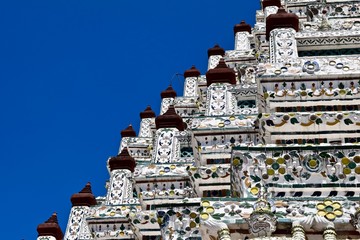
<box><xmin>37</xmin><ymin>213</ymin><xmax>64</xmax><ymax>240</ymax></box>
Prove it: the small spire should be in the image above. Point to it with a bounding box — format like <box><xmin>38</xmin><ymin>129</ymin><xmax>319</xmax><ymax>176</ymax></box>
<box><xmin>262</xmin><ymin>0</ymin><xmax>281</xmax><ymax>9</ymax></box>
<box><xmin>70</xmin><ymin>182</ymin><xmax>97</xmax><ymax>207</ymax></box>
<box><xmin>163</xmin><ymin>105</ymin><xmax>177</xmax><ymax>116</ymax></box>
<box><xmin>160</xmin><ymin>85</ymin><xmax>177</xmax><ymax>99</ymax></box>
<box><xmin>80</xmin><ymin>182</ymin><xmax>92</xmax><ymax>193</ymax></box>
<box><xmin>277</xmin><ymin>7</ymin><xmax>287</xmax><ymax>14</ymax></box>
<box><xmin>206</xmin><ymin>58</ymin><xmax>236</xmax><ymax>86</ymax></box>
<box><xmin>46</xmin><ymin>212</ymin><xmax>59</xmax><ymax>224</ymax></box>
<box><xmin>233</xmin><ymin>20</ymin><xmax>252</xmax><ymax>34</ymax></box>
<box><xmin>266</xmin><ymin>7</ymin><xmax>299</xmax><ymax>40</ymax></box>
<box><xmin>214</xmin><ymin>58</ymin><xmax>228</xmax><ymax>69</ymax></box>
<box><xmin>121</xmin><ymin>124</ymin><xmax>137</xmax><ymax>138</ymax></box>
<box><xmin>207</xmin><ymin>44</ymin><xmax>225</xmax><ymax>58</ymax></box>
<box><xmin>37</xmin><ymin>212</ymin><xmax>64</xmax><ymax>240</ymax></box>
<box><xmin>184</xmin><ymin>65</ymin><xmax>201</xmax><ymax>78</ymax></box>
<box><xmin>155</xmin><ymin>105</ymin><xmax>184</xmax><ymax>131</ymax></box>
<box><xmin>140</xmin><ymin>105</ymin><xmax>156</xmax><ymax>119</ymax></box>
<box><xmin>109</xmin><ymin>147</ymin><xmax>136</xmax><ymax>172</ymax></box>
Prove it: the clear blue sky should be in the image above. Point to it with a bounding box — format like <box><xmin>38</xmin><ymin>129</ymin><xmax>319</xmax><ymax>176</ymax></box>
<box><xmin>0</xmin><ymin>1</ymin><xmax>259</xmax><ymax>239</ymax></box>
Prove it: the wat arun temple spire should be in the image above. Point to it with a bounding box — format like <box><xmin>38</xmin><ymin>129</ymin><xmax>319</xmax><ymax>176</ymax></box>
<box><xmin>37</xmin><ymin>0</ymin><xmax>360</xmax><ymax>239</ymax></box>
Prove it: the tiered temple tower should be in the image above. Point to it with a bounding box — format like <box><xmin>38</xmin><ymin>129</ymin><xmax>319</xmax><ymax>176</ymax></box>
<box><xmin>37</xmin><ymin>0</ymin><xmax>360</xmax><ymax>239</ymax></box>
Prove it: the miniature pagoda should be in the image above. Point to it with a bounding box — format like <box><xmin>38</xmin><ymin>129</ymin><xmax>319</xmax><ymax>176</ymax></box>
<box><xmin>37</xmin><ymin>0</ymin><xmax>360</xmax><ymax>239</ymax></box>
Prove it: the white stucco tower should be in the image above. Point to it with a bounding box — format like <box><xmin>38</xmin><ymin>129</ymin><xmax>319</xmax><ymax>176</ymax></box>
<box><xmin>38</xmin><ymin>0</ymin><xmax>360</xmax><ymax>239</ymax></box>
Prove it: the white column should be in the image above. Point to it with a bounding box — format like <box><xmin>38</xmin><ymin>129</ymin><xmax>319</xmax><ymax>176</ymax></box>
<box><xmin>208</xmin><ymin>55</ymin><xmax>222</xmax><ymax>70</ymax></box>
<box><xmin>106</xmin><ymin>169</ymin><xmax>133</xmax><ymax>205</ymax></box>
<box><xmin>235</xmin><ymin>32</ymin><xmax>251</xmax><ymax>51</ymax></box>
<box><xmin>139</xmin><ymin>118</ymin><xmax>155</xmax><ymax>138</ymax></box>
<box><xmin>292</xmin><ymin>221</ymin><xmax>306</xmax><ymax>240</ymax></box>
<box><xmin>153</xmin><ymin>128</ymin><xmax>178</xmax><ymax>164</ymax></box>
<box><xmin>184</xmin><ymin>76</ymin><xmax>199</xmax><ymax>98</ymax></box>
<box><xmin>323</xmin><ymin>224</ymin><xmax>337</xmax><ymax>240</ymax></box>
<box><xmin>160</xmin><ymin>97</ymin><xmax>175</xmax><ymax>114</ymax></box>
<box><xmin>218</xmin><ymin>228</ymin><xmax>231</xmax><ymax>240</ymax></box>
<box><xmin>119</xmin><ymin>137</ymin><xmax>129</xmax><ymax>153</ymax></box>
<box><xmin>64</xmin><ymin>206</ymin><xmax>91</xmax><ymax>240</ymax></box>
<box><xmin>269</xmin><ymin>28</ymin><xmax>298</xmax><ymax>64</ymax></box>
<box><xmin>206</xmin><ymin>84</ymin><xmax>233</xmax><ymax>116</ymax></box>
<box><xmin>264</xmin><ymin>6</ymin><xmax>279</xmax><ymax>19</ymax></box>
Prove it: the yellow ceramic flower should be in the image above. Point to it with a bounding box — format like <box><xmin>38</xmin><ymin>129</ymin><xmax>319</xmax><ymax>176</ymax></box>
<box><xmin>317</xmin><ymin>199</ymin><xmax>343</xmax><ymax>221</ymax></box>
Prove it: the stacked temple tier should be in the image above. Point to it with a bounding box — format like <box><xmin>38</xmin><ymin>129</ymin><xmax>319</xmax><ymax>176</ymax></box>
<box><xmin>37</xmin><ymin>0</ymin><xmax>360</xmax><ymax>239</ymax></box>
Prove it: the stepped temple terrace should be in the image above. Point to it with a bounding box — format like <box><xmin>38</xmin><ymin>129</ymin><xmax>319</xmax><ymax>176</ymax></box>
<box><xmin>37</xmin><ymin>0</ymin><xmax>360</xmax><ymax>239</ymax></box>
